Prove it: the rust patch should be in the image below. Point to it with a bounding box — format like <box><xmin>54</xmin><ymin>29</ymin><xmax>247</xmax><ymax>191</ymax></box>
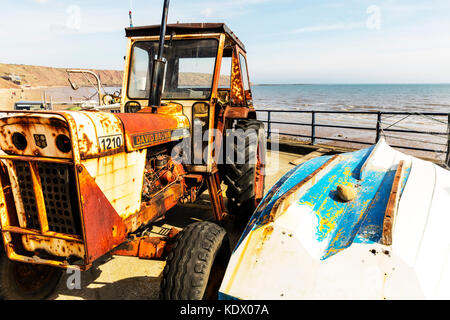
<box><xmin>112</xmin><ymin>227</ymin><xmax>180</xmax><ymax>260</ymax></box>
<box><xmin>138</xmin><ymin>237</ymin><xmax>166</xmax><ymax>259</ymax></box>
<box><xmin>112</xmin><ymin>240</ymin><xmax>140</xmax><ymax>257</ymax></box>
<box><xmin>381</xmin><ymin>161</ymin><xmax>405</xmax><ymax>246</ymax></box>
<box><xmin>82</xmin><ymin>133</ymin><xmax>94</xmax><ymax>152</ymax></box>
<box><xmin>123</xmin><ymin>183</ymin><xmax>183</xmax><ymax>233</ymax></box>
<box><xmin>116</xmin><ymin>112</ymin><xmax>189</xmax><ymax>152</ymax></box>
<box><xmin>77</xmin><ymin>164</ymin><xmax>127</xmax><ymax>264</ymax></box>
<box><xmin>48</xmin><ymin>117</ymin><xmax>69</xmax><ymax>129</ymax></box>
<box><xmin>206</xmin><ymin>170</ymin><xmax>227</xmax><ymax>221</ymax></box>
<box><xmin>230</xmin><ymin>48</ymin><xmax>245</xmax><ymax>106</ymax></box>
<box><xmin>224</xmin><ymin>106</ymin><xmax>249</xmax><ymax>119</ymax></box>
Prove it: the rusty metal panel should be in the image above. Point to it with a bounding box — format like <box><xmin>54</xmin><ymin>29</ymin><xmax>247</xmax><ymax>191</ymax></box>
<box><xmin>112</xmin><ymin>227</ymin><xmax>180</xmax><ymax>259</ymax></box>
<box><xmin>77</xmin><ymin>164</ymin><xmax>127</xmax><ymax>264</ymax></box>
<box><xmin>138</xmin><ymin>238</ymin><xmax>166</xmax><ymax>259</ymax></box>
<box><xmin>116</xmin><ymin>112</ymin><xmax>189</xmax><ymax>152</ymax></box>
<box><xmin>1</xmin><ymin>226</ymin><xmax>82</xmax><ymax>242</ymax></box>
<box><xmin>0</xmin><ymin>114</ymin><xmax>73</xmax><ymax>159</ymax></box>
<box><xmin>224</xmin><ymin>106</ymin><xmax>249</xmax><ymax>119</ymax></box>
<box><xmin>29</xmin><ymin>162</ymin><xmax>49</xmax><ymax>233</ymax></box>
<box><xmin>0</xmin><ymin>158</ymin><xmax>87</xmax><ymax>269</ymax></box>
<box><xmin>230</xmin><ymin>48</ymin><xmax>245</xmax><ymax>106</ymax></box>
<box><xmin>4</xmin><ymin>159</ymin><xmax>33</xmax><ymax>229</ymax></box>
<box><xmin>124</xmin><ymin>182</ymin><xmax>183</xmax><ymax>233</ymax></box>
<box><xmin>0</xmin><ymin>162</ymin><xmax>17</xmax><ymax>242</ymax></box>
<box><xmin>206</xmin><ymin>170</ymin><xmax>226</xmax><ymax>221</ymax></box>
<box><xmin>81</xmin><ymin>149</ymin><xmax>147</xmax><ymax>221</ymax></box>
<box><xmin>66</xmin><ymin>111</ymin><xmax>125</xmax><ymax>160</ymax></box>
<box><xmin>6</xmin><ymin>159</ymin><xmax>82</xmax><ymax>236</ymax></box>
<box><xmin>0</xmin><ymin>155</ymin><xmax>72</xmax><ymax>165</ymax></box>
<box><xmin>111</xmin><ymin>237</ymin><xmax>166</xmax><ymax>259</ymax></box>
<box><xmin>382</xmin><ymin>161</ymin><xmax>405</xmax><ymax>246</ymax></box>
<box><xmin>111</xmin><ymin>239</ymin><xmax>140</xmax><ymax>257</ymax></box>
<box><xmin>22</xmin><ymin>235</ymin><xmax>85</xmax><ymax>259</ymax></box>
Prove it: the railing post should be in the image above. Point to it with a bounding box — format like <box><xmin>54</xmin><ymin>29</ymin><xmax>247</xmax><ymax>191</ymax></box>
<box><xmin>267</xmin><ymin>111</ymin><xmax>271</xmax><ymax>140</ymax></box>
<box><xmin>446</xmin><ymin>113</ymin><xmax>450</xmax><ymax>167</ymax></box>
<box><xmin>375</xmin><ymin>112</ymin><xmax>382</xmax><ymax>142</ymax></box>
<box><xmin>311</xmin><ymin>111</ymin><xmax>316</xmax><ymax>145</ymax></box>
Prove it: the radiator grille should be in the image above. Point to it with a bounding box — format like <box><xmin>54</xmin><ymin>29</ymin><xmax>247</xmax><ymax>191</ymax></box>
<box><xmin>14</xmin><ymin>161</ymin><xmax>82</xmax><ymax>236</ymax></box>
<box><xmin>39</xmin><ymin>163</ymin><xmax>81</xmax><ymax>235</ymax></box>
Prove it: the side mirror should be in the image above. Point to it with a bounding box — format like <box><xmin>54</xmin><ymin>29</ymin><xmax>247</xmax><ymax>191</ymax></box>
<box><xmin>68</xmin><ymin>77</ymin><xmax>79</xmax><ymax>91</ymax></box>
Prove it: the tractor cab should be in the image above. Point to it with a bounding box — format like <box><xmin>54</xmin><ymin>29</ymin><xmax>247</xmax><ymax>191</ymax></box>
<box><xmin>122</xmin><ymin>23</ymin><xmax>253</xmax><ymax>111</ymax></box>
<box><xmin>121</xmin><ymin>24</ymin><xmax>257</xmax><ymax>172</ymax></box>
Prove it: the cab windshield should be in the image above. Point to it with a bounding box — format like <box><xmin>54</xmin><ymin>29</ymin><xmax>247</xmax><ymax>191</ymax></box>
<box><xmin>128</xmin><ymin>39</ymin><xmax>219</xmax><ymax>100</ymax></box>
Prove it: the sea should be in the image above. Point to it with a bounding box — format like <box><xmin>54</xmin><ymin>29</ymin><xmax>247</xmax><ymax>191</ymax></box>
<box><xmin>252</xmin><ymin>84</ymin><xmax>450</xmax><ymax>113</ymax></box>
<box><xmin>251</xmin><ymin>84</ymin><xmax>450</xmax><ymax>161</ymax></box>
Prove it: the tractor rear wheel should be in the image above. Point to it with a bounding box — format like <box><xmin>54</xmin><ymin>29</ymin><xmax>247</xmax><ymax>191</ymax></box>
<box><xmin>160</xmin><ymin>221</ymin><xmax>230</xmax><ymax>300</ymax></box>
<box><xmin>0</xmin><ymin>252</ymin><xmax>62</xmax><ymax>300</ymax></box>
<box><xmin>224</xmin><ymin>119</ymin><xmax>266</xmax><ymax>219</ymax></box>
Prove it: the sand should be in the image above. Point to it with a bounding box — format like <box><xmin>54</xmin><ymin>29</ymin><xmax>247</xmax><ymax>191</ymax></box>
<box><xmin>0</xmin><ymin>63</ymin><xmax>123</xmax><ymax>110</ymax></box>
<box><xmin>0</xmin><ymin>63</ymin><xmax>123</xmax><ymax>88</ymax></box>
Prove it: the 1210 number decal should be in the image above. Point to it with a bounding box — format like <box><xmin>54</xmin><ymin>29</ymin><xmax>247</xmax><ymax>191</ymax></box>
<box><xmin>99</xmin><ymin>134</ymin><xmax>123</xmax><ymax>152</ymax></box>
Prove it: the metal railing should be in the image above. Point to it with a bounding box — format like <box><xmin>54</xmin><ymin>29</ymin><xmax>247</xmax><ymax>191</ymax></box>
<box><xmin>257</xmin><ymin>109</ymin><xmax>450</xmax><ymax>166</ymax></box>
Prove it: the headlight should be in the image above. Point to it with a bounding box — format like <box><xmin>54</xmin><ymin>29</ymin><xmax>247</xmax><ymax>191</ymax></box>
<box><xmin>56</xmin><ymin>135</ymin><xmax>71</xmax><ymax>153</ymax></box>
<box><xmin>12</xmin><ymin>132</ymin><xmax>27</xmax><ymax>150</ymax></box>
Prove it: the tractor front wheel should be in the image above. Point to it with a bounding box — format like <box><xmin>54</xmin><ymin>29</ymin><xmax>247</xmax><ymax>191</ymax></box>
<box><xmin>0</xmin><ymin>252</ymin><xmax>62</xmax><ymax>300</ymax></box>
<box><xmin>160</xmin><ymin>221</ymin><xmax>230</xmax><ymax>300</ymax></box>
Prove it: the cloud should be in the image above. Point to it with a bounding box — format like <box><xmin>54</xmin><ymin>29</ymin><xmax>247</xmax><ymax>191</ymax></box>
<box><xmin>229</xmin><ymin>0</ymin><xmax>272</xmax><ymax>4</ymax></box>
<box><xmin>32</xmin><ymin>0</ymin><xmax>49</xmax><ymax>4</ymax></box>
<box><xmin>175</xmin><ymin>0</ymin><xmax>273</xmax><ymax>20</ymax></box>
<box><xmin>201</xmin><ymin>7</ymin><xmax>214</xmax><ymax>18</ymax></box>
<box><xmin>292</xmin><ymin>22</ymin><xmax>364</xmax><ymax>34</ymax></box>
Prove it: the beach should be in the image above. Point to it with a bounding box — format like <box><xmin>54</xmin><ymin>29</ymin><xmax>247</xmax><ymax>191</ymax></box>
<box><xmin>0</xmin><ymin>63</ymin><xmax>123</xmax><ymax>110</ymax></box>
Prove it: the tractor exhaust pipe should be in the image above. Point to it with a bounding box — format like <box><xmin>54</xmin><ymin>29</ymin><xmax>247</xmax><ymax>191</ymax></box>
<box><xmin>149</xmin><ymin>0</ymin><xmax>170</xmax><ymax>110</ymax></box>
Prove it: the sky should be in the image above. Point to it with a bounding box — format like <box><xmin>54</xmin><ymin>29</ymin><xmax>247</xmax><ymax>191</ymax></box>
<box><xmin>1</xmin><ymin>0</ymin><xmax>450</xmax><ymax>84</ymax></box>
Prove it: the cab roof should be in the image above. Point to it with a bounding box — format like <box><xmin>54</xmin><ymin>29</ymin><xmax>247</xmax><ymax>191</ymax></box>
<box><xmin>125</xmin><ymin>23</ymin><xmax>245</xmax><ymax>52</ymax></box>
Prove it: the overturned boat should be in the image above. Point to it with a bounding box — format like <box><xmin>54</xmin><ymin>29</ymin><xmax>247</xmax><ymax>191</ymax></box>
<box><xmin>219</xmin><ymin>139</ymin><xmax>450</xmax><ymax>300</ymax></box>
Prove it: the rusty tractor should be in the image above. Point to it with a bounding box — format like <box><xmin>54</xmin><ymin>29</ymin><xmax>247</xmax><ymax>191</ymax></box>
<box><xmin>0</xmin><ymin>0</ymin><xmax>265</xmax><ymax>300</ymax></box>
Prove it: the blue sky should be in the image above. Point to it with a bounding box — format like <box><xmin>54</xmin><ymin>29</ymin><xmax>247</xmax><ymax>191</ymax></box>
<box><xmin>1</xmin><ymin>0</ymin><xmax>450</xmax><ymax>83</ymax></box>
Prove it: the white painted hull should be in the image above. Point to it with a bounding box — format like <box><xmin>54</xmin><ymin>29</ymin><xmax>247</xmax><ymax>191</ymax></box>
<box><xmin>220</xmin><ymin>140</ymin><xmax>450</xmax><ymax>300</ymax></box>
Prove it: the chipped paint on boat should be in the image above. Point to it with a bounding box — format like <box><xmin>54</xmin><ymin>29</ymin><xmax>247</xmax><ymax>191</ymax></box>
<box><xmin>219</xmin><ymin>139</ymin><xmax>450</xmax><ymax>300</ymax></box>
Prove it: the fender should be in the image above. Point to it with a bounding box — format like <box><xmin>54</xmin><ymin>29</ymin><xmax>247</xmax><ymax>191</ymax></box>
<box><xmin>223</xmin><ymin>106</ymin><xmax>256</xmax><ymax>120</ymax></box>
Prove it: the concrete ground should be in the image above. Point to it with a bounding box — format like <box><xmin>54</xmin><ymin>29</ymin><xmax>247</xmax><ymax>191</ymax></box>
<box><xmin>49</xmin><ymin>150</ymin><xmax>310</xmax><ymax>300</ymax></box>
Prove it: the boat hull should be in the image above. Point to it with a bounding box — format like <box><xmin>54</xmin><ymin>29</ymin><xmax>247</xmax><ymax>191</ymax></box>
<box><xmin>219</xmin><ymin>139</ymin><xmax>450</xmax><ymax>300</ymax></box>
